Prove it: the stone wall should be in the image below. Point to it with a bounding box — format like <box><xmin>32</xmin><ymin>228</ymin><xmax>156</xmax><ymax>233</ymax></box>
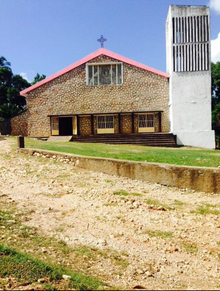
<box><xmin>155</xmin><ymin>113</ymin><xmax>160</xmax><ymax>133</ymax></box>
<box><xmin>11</xmin><ymin>110</ymin><xmax>29</xmax><ymax>136</ymax></box>
<box><xmin>79</xmin><ymin>116</ymin><xmax>91</xmax><ymax>136</ymax></box>
<box><xmin>22</xmin><ymin>55</ymin><xmax>169</xmax><ymax>137</ymax></box>
<box><xmin>121</xmin><ymin>115</ymin><xmax>132</xmax><ymax>134</ymax></box>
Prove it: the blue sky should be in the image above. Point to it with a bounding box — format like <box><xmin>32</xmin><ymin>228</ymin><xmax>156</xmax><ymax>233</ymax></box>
<box><xmin>1</xmin><ymin>0</ymin><xmax>220</xmax><ymax>83</ymax></box>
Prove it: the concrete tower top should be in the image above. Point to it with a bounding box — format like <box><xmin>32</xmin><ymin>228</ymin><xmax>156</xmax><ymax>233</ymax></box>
<box><xmin>166</xmin><ymin>4</ymin><xmax>210</xmax><ymax>74</ymax></box>
<box><xmin>167</xmin><ymin>5</ymin><xmax>209</xmax><ymax>18</ymax></box>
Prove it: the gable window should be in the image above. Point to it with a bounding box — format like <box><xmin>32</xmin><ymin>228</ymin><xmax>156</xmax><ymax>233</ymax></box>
<box><xmin>87</xmin><ymin>63</ymin><xmax>123</xmax><ymax>85</ymax></box>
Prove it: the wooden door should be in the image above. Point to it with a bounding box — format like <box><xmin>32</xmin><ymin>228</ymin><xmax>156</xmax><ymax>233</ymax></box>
<box><xmin>51</xmin><ymin>117</ymin><xmax>59</xmax><ymax>136</ymax></box>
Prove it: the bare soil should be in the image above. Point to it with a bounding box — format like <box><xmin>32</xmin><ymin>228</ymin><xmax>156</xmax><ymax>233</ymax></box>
<box><xmin>1</xmin><ymin>138</ymin><xmax>220</xmax><ymax>290</ymax></box>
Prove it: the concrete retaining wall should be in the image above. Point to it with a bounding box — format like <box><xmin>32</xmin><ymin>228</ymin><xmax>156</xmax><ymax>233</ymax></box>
<box><xmin>20</xmin><ymin>148</ymin><xmax>220</xmax><ymax>194</ymax></box>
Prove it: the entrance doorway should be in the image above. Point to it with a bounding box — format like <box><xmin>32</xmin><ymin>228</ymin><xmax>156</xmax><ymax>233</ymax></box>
<box><xmin>59</xmin><ymin>117</ymin><xmax>73</xmax><ymax>136</ymax></box>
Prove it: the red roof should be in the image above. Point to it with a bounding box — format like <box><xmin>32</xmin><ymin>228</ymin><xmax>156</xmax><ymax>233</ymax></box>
<box><xmin>20</xmin><ymin>48</ymin><xmax>169</xmax><ymax>96</ymax></box>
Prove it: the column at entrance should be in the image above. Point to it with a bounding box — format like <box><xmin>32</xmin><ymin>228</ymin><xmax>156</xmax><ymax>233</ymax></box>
<box><xmin>72</xmin><ymin>116</ymin><xmax>77</xmax><ymax>135</ymax></box>
<box><xmin>91</xmin><ymin>115</ymin><xmax>94</xmax><ymax>135</ymax></box>
<box><xmin>159</xmin><ymin>112</ymin><xmax>162</xmax><ymax>132</ymax></box>
<box><xmin>77</xmin><ymin>115</ymin><xmax>80</xmax><ymax>136</ymax></box>
<box><xmin>118</xmin><ymin>113</ymin><xmax>122</xmax><ymax>134</ymax></box>
<box><xmin>132</xmin><ymin>113</ymin><xmax>135</xmax><ymax>133</ymax></box>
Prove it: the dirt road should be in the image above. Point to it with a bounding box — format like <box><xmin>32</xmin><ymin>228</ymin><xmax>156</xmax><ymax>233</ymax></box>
<box><xmin>1</xmin><ymin>138</ymin><xmax>220</xmax><ymax>290</ymax></box>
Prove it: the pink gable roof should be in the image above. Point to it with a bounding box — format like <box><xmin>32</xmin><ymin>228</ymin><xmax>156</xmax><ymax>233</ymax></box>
<box><xmin>20</xmin><ymin>48</ymin><xmax>169</xmax><ymax>96</ymax></box>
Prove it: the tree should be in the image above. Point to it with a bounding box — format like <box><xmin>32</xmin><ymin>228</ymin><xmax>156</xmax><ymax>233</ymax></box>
<box><xmin>0</xmin><ymin>103</ymin><xmax>22</xmax><ymax>119</ymax></box>
<box><xmin>0</xmin><ymin>56</ymin><xmax>31</xmax><ymax>119</ymax></box>
<box><xmin>0</xmin><ymin>56</ymin><xmax>11</xmax><ymax>70</ymax></box>
<box><xmin>7</xmin><ymin>74</ymin><xmax>30</xmax><ymax>108</ymax></box>
<box><xmin>0</xmin><ymin>57</ymin><xmax>46</xmax><ymax>119</ymax></box>
<box><xmin>32</xmin><ymin>73</ymin><xmax>46</xmax><ymax>85</ymax></box>
<box><xmin>0</xmin><ymin>68</ymin><xmax>13</xmax><ymax>105</ymax></box>
<box><xmin>212</xmin><ymin>62</ymin><xmax>220</xmax><ymax>108</ymax></box>
<box><xmin>212</xmin><ymin>62</ymin><xmax>220</xmax><ymax>145</ymax></box>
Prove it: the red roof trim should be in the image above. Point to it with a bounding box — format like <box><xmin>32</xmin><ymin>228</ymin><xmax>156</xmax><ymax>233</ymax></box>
<box><xmin>20</xmin><ymin>48</ymin><xmax>169</xmax><ymax>96</ymax></box>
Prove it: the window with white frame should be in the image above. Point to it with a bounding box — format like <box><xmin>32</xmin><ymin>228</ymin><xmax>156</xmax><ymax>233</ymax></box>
<box><xmin>97</xmin><ymin>115</ymin><xmax>114</xmax><ymax>129</ymax></box>
<box><xmin>87</xmin><ymin>63</ymin><xmax>123</xmax><ymax>85</ymax></box>
<box><xmin>138</xmin><ymin>114</ymin><xmax>154</xmax><ymax>128</ymax></box>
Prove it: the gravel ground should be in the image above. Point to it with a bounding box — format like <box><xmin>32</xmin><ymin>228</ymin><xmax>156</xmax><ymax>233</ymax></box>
<box><xmin>1</xmin><ymin>138</ymin><xmax>220</xmax><ymax>290</ymax></box>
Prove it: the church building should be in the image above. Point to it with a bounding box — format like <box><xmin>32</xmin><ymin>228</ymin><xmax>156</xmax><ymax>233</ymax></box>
<box><xmin>12</xmin><ymin>5</ymin><xmax>215</xmax><ymax>149</ymax></box>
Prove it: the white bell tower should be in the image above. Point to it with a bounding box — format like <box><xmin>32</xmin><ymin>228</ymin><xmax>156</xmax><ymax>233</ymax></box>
<box><xmin>166</xmin><ymin>5</ymin><xmax>215</xmax><ymax>149</ymax></box>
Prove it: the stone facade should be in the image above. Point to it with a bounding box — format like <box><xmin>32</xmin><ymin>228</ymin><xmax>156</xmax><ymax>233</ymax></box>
<box><xmin>79</xmin><ymin>116</ymin><xmax>91</xmax><ymax>136</ymax></box>
<box><xmin>121</xmin><ymin>114</ymin><xmax>132</xmax><ymax>134</ymax></box>
<box><xmin>11</xmin><ymin>110</ymin><xmax>29</xmax><ymax>136</ymax></box>
<box><xmin>19</xmin><ymin>54</ymin><xmax>169</xmax><ymax>137</ymax></box>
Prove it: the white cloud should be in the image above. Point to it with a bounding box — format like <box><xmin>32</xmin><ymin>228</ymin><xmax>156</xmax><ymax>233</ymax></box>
<box><xmin>20</xmin><ymin>72</ymin><xmax>31</xmax><ymax>83</ymax></box>
<box><xmin>209</xmin><ymin>0</ymin><xmax>220</xmax><ymax>14</ymax></box>
<box><xmin>211</xmin><ymin>33</ymin><xmax>220</xmax><ymax>63</ymax></box>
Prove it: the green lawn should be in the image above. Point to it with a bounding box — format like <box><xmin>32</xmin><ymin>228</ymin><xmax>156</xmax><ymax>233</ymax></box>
<box><xmin>21</xmin><ymin>138</ymin><xmax>220</xmax><ymax>168</ymax></box>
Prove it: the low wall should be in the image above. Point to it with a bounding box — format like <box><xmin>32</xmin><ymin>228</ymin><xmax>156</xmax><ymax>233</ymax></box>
<box><xmin>20</xmin><ymin>148</ymin><xmax>220</xmax><ymax>194</ymax></box>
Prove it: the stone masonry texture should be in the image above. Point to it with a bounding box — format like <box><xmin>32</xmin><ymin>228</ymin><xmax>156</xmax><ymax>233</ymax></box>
<box><xmin>16</xmin><ymin>55</ymin><xmax>170</xmax><ymax>137</ymax></box>
<box><xmin>11</xmin><ymin>110</ymin><xmax>29</xmax><ymax>136</ymax></box>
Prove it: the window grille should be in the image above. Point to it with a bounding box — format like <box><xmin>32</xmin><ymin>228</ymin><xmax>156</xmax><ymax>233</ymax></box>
<box><xmin>87</xmin><ymin>63</ymin><xmax>122</xmax><ymax>85</ymax></box>
<box><xmin>172</xmin><ymin>15</ymin><xmax>209</xmax><ymax>72</ymax></box>
<box><xmin>138</xmin><ymin>114</ymin><xmax>154</xmax><ymax>128</ymax></box>
<box><xmin>97</xmin><ymin>115</ymin><xmax>114</xmax><ymax>129</ymax></box>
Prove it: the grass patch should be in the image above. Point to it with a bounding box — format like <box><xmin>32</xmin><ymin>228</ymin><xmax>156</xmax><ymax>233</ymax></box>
<box><xmin>173</xmin><ymin>200</ymin><xmax>186</xmax><ymax>206</ymax></box>
<box><xmin>143</xmin><ymin>230</ymin><xmax>173</xmax><ymax>239</ymax></box>
<box><xmin>190</xmin><ymin>205</ymin><xmax>220</xmax><ymax>215</ymax></box>
<box><xmin>0</xmin><ymin>209</ymin><xmax>15</xmax><ymax>228</ymax></box>
<box><xmin>0</xmin><ymin>208</ymin><xmax>74</xmax><ymax>259</ymax></box>
<box><xmin>104</xmin><ymin>180</ymin><xmax>114</xmax><ymax>183</ymax></box>
<box><xmin>181</xmin><ymin>242</ymin><xmax>198</xmax><ymax>254</ymax></box>
<box><xmin>18</xmin><ymin>226</ymin><xmax>36</xmax><ymax>239</ymax></box>
<box><xmin>0</xmin><ymin>189</ymin><xmax>117</xmax><ymax>289</ymax></box>
<box><xmin>0</xmin><ymin>245</ymin><xmax>104</xmax><ymax>290</ymax></box>
<box><xmin>103</xmin><ymin>203</ymin><xmax>118</xmax><ymax>207</ymax></box>
<box><xmin>0</xmin><ymin>244</ymin><xmax>62</xmax><ymax>282</ymax></box>
<box><xmin>113</xmin><ymin>190</ymin><xmax>143</xmax><ymax>197</ymax></box>
<box><xmin>0</xmin><ymin>205</ymin><xmax>107</xmax><ymax>289</ymax></box>
<box><xmin>145</xmin><ymin>198</ymin><xmax>172</xmax><ymax>210</ymax></box>
<box><xmin>18</xmin><ymin>137</ymin><xmax>220</xmax><ymax>168</ymax></box>
<box><xmin>74</xmin><ymin>245</ymin><xmax>129</xmax><ymax>269</ymax></box>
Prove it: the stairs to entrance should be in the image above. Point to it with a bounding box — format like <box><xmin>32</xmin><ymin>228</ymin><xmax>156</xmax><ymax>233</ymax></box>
<box><xmin>71</xmin><ymin>133</ymin><xmax>177</xmax><ymax>147</ymax></box>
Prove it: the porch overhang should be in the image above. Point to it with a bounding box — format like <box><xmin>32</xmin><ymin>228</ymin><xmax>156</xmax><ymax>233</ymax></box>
<box><xmin>47</xmin><ymin>110</ymin><xmax>164</xmax><ymax>117</ymax></box>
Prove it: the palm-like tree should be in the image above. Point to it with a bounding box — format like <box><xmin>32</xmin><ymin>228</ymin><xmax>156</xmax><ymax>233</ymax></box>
<box><xmin>0</xmin><ymin>56</ymin><xmax>11</xmax><ymax>70</ymax></box>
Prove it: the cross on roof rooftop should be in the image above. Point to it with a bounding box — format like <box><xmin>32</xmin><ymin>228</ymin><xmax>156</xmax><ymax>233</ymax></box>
<box><xmin>97</xmin><ymin>35</ymin><xmax>107</xmax><ymax>48</ymax></box>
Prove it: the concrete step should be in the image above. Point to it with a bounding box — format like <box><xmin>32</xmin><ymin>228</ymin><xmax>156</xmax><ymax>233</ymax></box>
<box><xmin>71</xmin><ymin>133</ymin><xmax>177</xmax><ymax>147</ymax></box>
